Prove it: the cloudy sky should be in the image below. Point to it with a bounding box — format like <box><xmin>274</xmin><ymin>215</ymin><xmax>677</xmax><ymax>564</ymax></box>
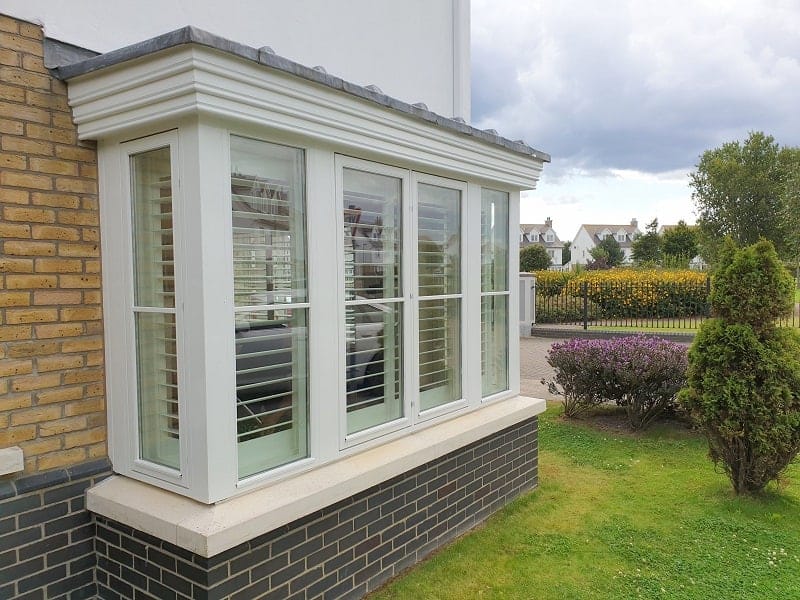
<box><xmin>471</xmin><ymin>0</ymin><xmax>800</xmax><ymax>242</ymax></box>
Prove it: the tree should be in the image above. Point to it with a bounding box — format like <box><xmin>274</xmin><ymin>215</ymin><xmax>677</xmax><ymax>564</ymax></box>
<box><xmin>662</xmin><ymin>220</ymin><xmax>698</xmax><ymax>261</ymax></box>
<box><xmin>588</xmin><ymin>236</ymin><xmax>624</xmax><ymax>269</ymax></box>
<box><xmin>690</xmin><ymin>131</ymin><xmax>800</xmax><ymax>263</ymax></box>
<box><xmin>679</xmin><ymin>240</ymin><xmax>800</xmax><ymax>495</ymax></box>
<box><xmin>631</xmin><ymin>218</ymin><xmax>661</xmax><ymax>264</ymax></box>
<box><xmin>562</xmin><ymin>241</ymin><xmax>571</xmax><ymax>265</ymax></box>
<box><xmin>519</xmin><ymin>244</ymin><xmax>551</xmax><ymax>271</ymax></box>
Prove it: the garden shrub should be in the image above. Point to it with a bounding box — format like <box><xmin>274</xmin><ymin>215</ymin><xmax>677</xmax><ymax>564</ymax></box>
<box><xmin>545</xmin><ymin>335</ymin><xmax>687</xmax><ymax>429</ymax></box>
<box><xmin>566</xmin><ymin>269</ymin><xmax>708</xmax><ymax>319</ymax></box>
<box><xmin>534</xmin><ymin>270</ymin><xmax>575</xmax><ymax>297</ymax></box>
<box><xmin>679</xmin><ymin>240</ymin><xmax>800</xmax><ymax>495</ymax></box>
<box><xmin>543</xmin><ymin>338</ymin><xmax>607</xmax><ymax>417</ymax></box>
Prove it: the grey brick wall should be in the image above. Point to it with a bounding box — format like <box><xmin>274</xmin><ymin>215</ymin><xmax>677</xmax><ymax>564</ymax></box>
<box><xmin>0</xmin><ymin>458</ymin><xmax>111</xmax><ymax>599</ymax></box>
<box><xmin>94</xmin><ymin>417</ymin><xmax>538</xmax><ymax>600</ymax></box>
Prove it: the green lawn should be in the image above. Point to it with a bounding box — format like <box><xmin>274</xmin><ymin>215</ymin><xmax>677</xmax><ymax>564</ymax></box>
<box><xmin>371</xmin><ymin>405</ymin><xmax>800</xmax><ymax>599</ymax></box>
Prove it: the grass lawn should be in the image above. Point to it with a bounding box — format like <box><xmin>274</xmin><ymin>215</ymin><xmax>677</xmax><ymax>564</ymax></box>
<box><xmin>371</xmin><ymin>405</ymin><xmax>800</xmax><ymax>599</ymax></box>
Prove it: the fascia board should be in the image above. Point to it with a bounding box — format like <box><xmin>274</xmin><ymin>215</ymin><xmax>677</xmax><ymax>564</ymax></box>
<box><xmin>66</xmin><ymin>46</ymin><xmax>544</xmax><ymax>188</ymax></box>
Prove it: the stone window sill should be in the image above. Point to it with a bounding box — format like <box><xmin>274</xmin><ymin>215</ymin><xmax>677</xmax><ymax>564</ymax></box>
<box><xmin>87</xmin><ymin>395</ymin><xmax>545</xmax><ymax>557</ymax></box>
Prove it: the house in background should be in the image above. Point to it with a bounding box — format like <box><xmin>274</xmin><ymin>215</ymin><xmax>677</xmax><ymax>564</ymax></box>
<box><xmin>0</xmin><ymin>2</ymin><xmax>549</xmax><ymax>598</ymax></box>
<box><xmin>570</xmin><ymin>219</ymin><xmax>641</xmax><ymax>266</ymax></box>
<box><xmin>520</xmin><ymin>217</ymin><xmax>563</xmax><ymax>265</ymax></box>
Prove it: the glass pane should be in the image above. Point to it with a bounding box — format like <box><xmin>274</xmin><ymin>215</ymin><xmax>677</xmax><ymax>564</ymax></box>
<box><xmin>481</xmin><ymin>295</ymin><xmax>509</xmax><ymax>397</ymax></box>
<box><xmin>135</xmin><ymin>312</ymin><xmax>179</xmax><ymax>470</ymax></box>
<box><xmin>481</xmin><ymin>189</ymin><xmax>509</xmax><ymax>293</ymax></box>
<box><xmin>343</xmin><ymin>168</ymin><xmax>402</xmax><ymax>301</ymax></box>
<box><xmin>236</xmin><ymin>308</ymin><xmax>308</xmax><ymax>478</ymax></box>
<box><xmin>419</xmin><ymin>298</ymin><xmax>461</xmax><ymax>411</ymax></box>
<box><xmin>131</xmin><ymin>147</ymin><xmax>174</xmax><ymax>308</ymax></box>
<box><xmin>418</xmin><ymin>183</ymin><xmax>461</xmax><ymax>297</ymax></box>
<box><xmin>231</xmin><ymin>136</ymin><xmax>307</xmax><ymax>306</ymax></box>
<box><xmin>345</xmin><ymin>302</ymin><xmax>403</xmax><ymax>435</ymax></box>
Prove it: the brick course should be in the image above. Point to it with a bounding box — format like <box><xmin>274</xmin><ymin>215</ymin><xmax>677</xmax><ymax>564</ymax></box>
<box><xmin>0</xmin><ymin>458</ymin><xmax>111</xmax><ymax>599</ymax></box>
<box><xmin>0</xmin><ymin>14</ymin><xmax>106</xmax><ymax>475</ymax></box>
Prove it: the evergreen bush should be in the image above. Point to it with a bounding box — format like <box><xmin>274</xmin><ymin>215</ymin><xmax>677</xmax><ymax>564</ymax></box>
<box><xmin>679</xmin><ymin>240</ymin><xmax>800</xmax><ymax>494</ymax></box>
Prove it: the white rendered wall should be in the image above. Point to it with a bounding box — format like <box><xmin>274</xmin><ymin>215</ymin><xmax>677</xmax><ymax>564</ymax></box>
<box><xmin>5</xmin><ymin>0</ymin><xmax>470</xmax><ymax>119</ymax></box>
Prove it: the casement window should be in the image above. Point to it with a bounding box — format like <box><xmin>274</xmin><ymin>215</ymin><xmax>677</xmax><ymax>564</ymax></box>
<box><xmin>230</xmin><ymin>136</ymin><xmax>309</xmax><ymax>479</ymax></box>
<box><xmin>545</xmin><ymin>232</ymin><xmax>554</xmax><ymax>242</ymax></box>
<box><xmin>617</xmin><ymin>233</ymin><xmax>626</xmax><ymax>242</ymax></box>
<box><xmin>480</xmin><ymin>189</ymin><xmax>510</xmax><ymax>398</ymax></box>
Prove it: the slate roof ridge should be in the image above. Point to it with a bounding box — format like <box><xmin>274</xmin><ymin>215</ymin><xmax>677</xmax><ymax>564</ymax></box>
<box><xmin>51</xmin><ymin>26</ymin><xmax>550</xmax><ymax>162</ymax></box>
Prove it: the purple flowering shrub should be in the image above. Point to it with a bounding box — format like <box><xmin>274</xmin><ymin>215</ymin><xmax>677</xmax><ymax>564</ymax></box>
<box><xmin>544</xmin><ymin>335</ymin><xmax>688</xmax><ymax>430</ymax></box>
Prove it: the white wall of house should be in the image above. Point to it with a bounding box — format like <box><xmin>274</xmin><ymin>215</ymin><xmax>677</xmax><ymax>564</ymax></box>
<box><xmin>570</xmin><ymin>228</ymin><xmax>595</xmax><ymax>266</ymax></box>
<box><xmin>5</xmin><ymin>0</ymin><xmax>470</xmax><ymax>119</ymax></box>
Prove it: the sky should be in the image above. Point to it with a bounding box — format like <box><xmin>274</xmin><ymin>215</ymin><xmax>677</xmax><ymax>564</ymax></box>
<box><xmin>471</xmin><ymin>0</ymin><xmax>800</xmax><ymax>243</ymax></box>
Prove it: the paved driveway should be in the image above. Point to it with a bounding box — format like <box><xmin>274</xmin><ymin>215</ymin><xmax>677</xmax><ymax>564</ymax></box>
<box><xmin>519</xmin><ymin>336</ymin><xmax>564</xmax><ymax>399</ymax></box>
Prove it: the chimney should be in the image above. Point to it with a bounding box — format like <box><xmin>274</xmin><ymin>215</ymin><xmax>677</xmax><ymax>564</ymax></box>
<box><xmin>630</xmin><ymin>218</ymin><xmax>638</xmax><ymax>228</ymax></box>
<box><xmin>545</xmin><ymin>217</ymin><xmax>552</xmax><ymax>228</ymax></box>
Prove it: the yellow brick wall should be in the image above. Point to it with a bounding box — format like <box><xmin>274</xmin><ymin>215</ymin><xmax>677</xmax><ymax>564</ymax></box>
<box><xmin>0</xmin><ymin>14</ymin><xmax>106</xmax><ymax>474</ymax></box>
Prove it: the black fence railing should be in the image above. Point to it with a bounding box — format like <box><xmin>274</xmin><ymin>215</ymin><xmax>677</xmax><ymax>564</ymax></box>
<box><xmin>533</xmin><ymin>277</ymin><xmax>799</xmax><ymax>330</ymax></box>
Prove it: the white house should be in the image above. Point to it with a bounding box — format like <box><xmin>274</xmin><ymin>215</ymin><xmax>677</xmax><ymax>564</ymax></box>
<box><xmin>520</xmin><ymin>217</ymin><xmax>563</xmax><ymax>265</ymax></box>
<box><xmin>0</xmin><ymin>3</ymin><xmax>550</xmax><ymax>598</ymax></box>
<box><xmin>571</xmin><ymin>219</ymin><xmax>641</xmax><ymax>266</ymax></box>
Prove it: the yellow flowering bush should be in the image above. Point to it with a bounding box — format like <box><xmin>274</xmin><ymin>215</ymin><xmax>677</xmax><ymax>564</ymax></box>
<box><xmin>533</xmin><ymin>270</ymin><xmax>576</xmax><ymax>297</ymax></box>
<box><xmin>566</xmin><ymin>269</ymin><xmax>709</xmax><ymax>318</ymax></box>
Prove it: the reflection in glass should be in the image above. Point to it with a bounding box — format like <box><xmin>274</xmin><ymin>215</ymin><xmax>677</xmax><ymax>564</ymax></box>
<box><xmin>345</xmin><ymin>303</ymin><xmax>403</xmax><ymax>434</ymax></box>
<box><xmin>135</xmin><ymin>312</ymin><xmax>179</xmax><ymax>469</ymax></box>
<box><xmin>417</xmin><ymin>183</ymin><xmax>462</xmax><ymax>411</ymax></box>
<box><xmin>419</xmin><ymin>298</ymin><xmax>461</xmax><ymax>411</ymax></box>
<box><xmin>343</xmin><ymin>168</ymin><xmax>404</xmax><ymax>433</ymax></box>
<box><xmin>235</xmin><ymin>309</ymin><xmax>308</xmax><ymax>479</ymax></box>
<box><xmin>130</xmin><ymin>146</ymin><xmax>180</xmax><ymax>469</ymax></box>
<box><xmin>480</xmin><ymin>188</ymin><xmax>510</xmax><ymax>397</ymax></box>
<box><xmin>230</xmin><ymin>136</ymin><xmax>307</xmax><ymax>307</ymax></box>
<box><xmin>231</xmin><ymin>136</ymin><xmax>309</xmax><ymax>479</ymax></box>
<box><xmin>481</xmin><ymin>189</ymin><xmax>509</xmax><ymax>293</ymax></box>
<box><xmin>481</xmin><ymin>295</ymin><xmax>509</xmax><ymax>397</ymax></box>
<box><xmin>132</xmin><ymin>147</ymin><xmax>174</xmax><ymax>309</ymax></box>
<box><xmin>418</xmin><ymin>184</ymin><xmax>461</xmax><ymax>297</ymax></box>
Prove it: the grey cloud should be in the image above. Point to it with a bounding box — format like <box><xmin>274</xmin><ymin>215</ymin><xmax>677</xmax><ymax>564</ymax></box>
<box><xmin>472</xmin><ymin>0</ymin><xmax>800</xmax><ymax>175</ymax></box>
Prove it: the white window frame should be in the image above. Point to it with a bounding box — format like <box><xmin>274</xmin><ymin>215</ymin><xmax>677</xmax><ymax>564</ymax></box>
<box><xmin>335</xmin><ymin>156</ymin><xmax>414</xmax><ymax>448</ymax></box>
<box><xmin>412</xmin><ymin>172</ymin><xmax>469</xmax><ymax>423</ymax></box>
<box><xmin>108</xmin><ymin>131</ymin><xmax>193</xmax><ymax>491</ymax></box>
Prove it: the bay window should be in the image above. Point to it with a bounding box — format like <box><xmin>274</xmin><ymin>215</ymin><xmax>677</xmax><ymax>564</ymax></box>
<box><xmin>104</xmin><ymin>128</ymin><xmax>522</xmax><ymax>503</ymax></box>
<box><xmin>75</xmin><ymin>38</ymin><xmax>545</xmax><ymax>505</ymax></box>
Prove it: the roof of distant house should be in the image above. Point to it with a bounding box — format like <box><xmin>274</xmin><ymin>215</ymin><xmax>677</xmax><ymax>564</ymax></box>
<box><xmin>50</xmin><ymin>27</ymin><xmax>550</xmax><ymax>163</ymax></box>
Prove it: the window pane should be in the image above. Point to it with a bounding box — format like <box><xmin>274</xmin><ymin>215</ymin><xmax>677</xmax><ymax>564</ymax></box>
<box><xmin>343</xmin><ymin>168</ymin><xmax>404</xmax><ymax>434</ymax></box>
<box><xmin>418</xmin><ymin>184</ymin><xmax>461</xmax><ymax>297</ymax></box>
<box><xmin>345</xmin><ymin>302</ymin><xmax>403</xmax><ymax>434</ymax></box>
<box><xmin>231</xmin><ymin>137</ymin><xmax>309</xmax><ymax>479</ymax></box>
<box><xmin>481</xmin><ymin>189</ymin><xmax>509</xmax><ymax>293</ymax></box>
<box><xmin>130</xmin><ymin>146</ymin><xmax>180</xmax><ymax>470</ymax></box>
<box><xmin>131</xmin><ymin>147</ymin><xmax>174</xmax><ymax>309</ymax></box>
<box><xmin>236</xmin><ymin>308</ymin><xmax>308</xmax><ymax>478</ymax></box>
<box><xmin>231</xmin><ymin>136</ymin><xmax>307</xmax><ymax>306</ymax></box>
<box><xmin>481</xmin><ymin>295</ymin><xmax>509</xmax><ymax>397</ymax></box>
<box><xmin>343</xmin><ymin>168</ymin><xmax>402</xmax><ymax>300</ymax></box>
<box><xmin>419</xmin><ymin>298</ymin><xmax>461</xmax><ymax>411</ymax></box>
<box><xmin>135</xmin><ymin>312</ymin><xmax>179</xmax><ymax>469</ymax></box>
